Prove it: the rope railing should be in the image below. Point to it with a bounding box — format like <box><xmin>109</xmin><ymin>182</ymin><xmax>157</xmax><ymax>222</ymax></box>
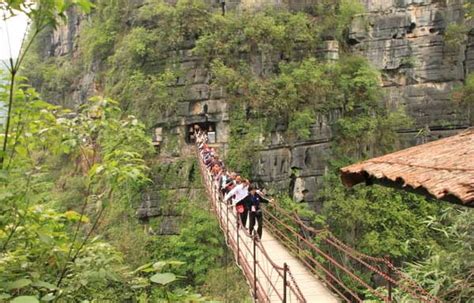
<box><xmin>195</xmin><ymin>135</ymin><xmax>439</xmax><ymax>303</ymax></box>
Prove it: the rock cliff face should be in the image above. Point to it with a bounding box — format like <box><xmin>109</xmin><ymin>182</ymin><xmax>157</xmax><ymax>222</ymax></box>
<box><xmin>351</xmin><ymin>0</ymin><xmax>470</xmax><ymax>129</ymax></box>
<box><xmin>137</xmin><ymin>157</ymin><xmax>206</xmax><ymax>234</ymax></box>
<box><xmin>34</xmin><ymin>0</ymin><xmax>472</xmax><ymax>209</ymax></box>
<box><xmin>248</xmin><ymin>0</ymin><xmax>473</xmax><ymax>208</ymax></box>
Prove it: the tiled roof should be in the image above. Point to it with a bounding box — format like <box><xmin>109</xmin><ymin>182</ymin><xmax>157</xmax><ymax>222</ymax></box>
<box><xmin>340</xmin><ymin>128</ymin><xmax>474</xmax><ymax>207</ymax></box>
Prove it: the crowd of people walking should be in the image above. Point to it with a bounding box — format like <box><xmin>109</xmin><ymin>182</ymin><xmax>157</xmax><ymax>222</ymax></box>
<box><xmin>196</xmin><ymin>130</ymin><xmax>273</xmax><ymax>239</ymax></box>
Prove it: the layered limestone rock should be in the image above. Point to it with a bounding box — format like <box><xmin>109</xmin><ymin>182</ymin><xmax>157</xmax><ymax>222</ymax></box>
<box><xmin>159</xmin><ymin>66</ymin><xmax>230</xmax><ymax>154</ymax></box>
<box><xmin>50</xmin><ymin>7</ymin><xmax>83</xmax><ymax>57</ymax></box>
<box><xmin>137</xmin><ymin>158</ymin><xmax>206</xmax><ymax>234</ymax></box>
<box><xmin>252</xmin><ymin>0</ymin><xmax>472</xmax><ymax>205</ymax></box>
<box><xmin>349</xmin><ymin>0</ymin><xmax>469</xmax><ymax>129</ymax></box>
<box><xmin>34</xmin><ymin>0</ymin><xmax>473</xmax><ymax>209</ymax></box>
<box><xmin>251</xmin><ymin>112</ymin><xmax>335</xmax><ymax>206</ymax></box>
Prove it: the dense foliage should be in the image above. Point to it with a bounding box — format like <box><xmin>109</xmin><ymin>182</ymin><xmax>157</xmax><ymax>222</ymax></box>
<box><xmin>1</xmin><ymin>1</ymin><xmax>249</xmax><ymax>301</ymax></box>
<box><xmin>0</xmin><ymin>74</ymin><xmax>197</xmax><ymax>301</ymax></box>
<box><xmin>146</xmin><ymin>193</ymin><xmax>250</xmax><ymax>300</ymax></box>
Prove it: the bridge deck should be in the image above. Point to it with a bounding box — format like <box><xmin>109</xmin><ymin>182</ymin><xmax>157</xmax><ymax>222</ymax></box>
<box><xmin>259</xmin><ymin>230</ymin><xmax>338</xmax><ymax>302</ymax></box>
<box><xmin>200</xmin><ymin>150</ymin><xmax>339</xmax><ymax>302</ymax></box>
<box><xmin>233</xmin><ymin>213</ymin><xmax>339</xmax><ymax>303</ymax></box>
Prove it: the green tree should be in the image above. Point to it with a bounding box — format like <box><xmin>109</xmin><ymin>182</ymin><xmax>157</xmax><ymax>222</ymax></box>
<box><xmin>0</xmin><ymin>0</ymin><xmax>94</xmax><ymax>168</ymax></box>
<box><xmin>0</xmin><ymin>74</ymin><xmax>208</xmax><ymax>300</ymax></box>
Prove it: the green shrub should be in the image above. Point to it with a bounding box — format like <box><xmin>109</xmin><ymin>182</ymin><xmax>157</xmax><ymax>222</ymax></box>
<box><xmin>288</xmin><ymin>109</ymin><xmax>315</xmax><ymax>140</ymax></box>
<box><xmin>444</xmin><ymin>23</ymin><xmax>468</xmax><ymax>50</ymax></box>
<box><xmin>79</xmin><ymin>0</ymin><xmax>122</xmax><ymax>65</ymax></box>
<box><xmin>146</xmin><ymin>197</ymin><xmax>249</xmax><ymax>299</ymax></box>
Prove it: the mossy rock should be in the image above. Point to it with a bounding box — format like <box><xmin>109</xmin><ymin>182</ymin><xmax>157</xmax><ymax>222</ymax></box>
<box><xmin>150</xmin><ymin>158</ymin><xmax>202</xmax><ymax>189</ymax></box>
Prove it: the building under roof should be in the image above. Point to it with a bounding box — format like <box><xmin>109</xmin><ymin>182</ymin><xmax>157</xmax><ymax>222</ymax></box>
<box><xmin>340</xmin><ymin>128</ymin><xmax>474</xmax><ymax>207</ymax></box>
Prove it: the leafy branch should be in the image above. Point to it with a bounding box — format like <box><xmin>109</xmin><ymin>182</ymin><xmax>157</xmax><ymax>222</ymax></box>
<box><xmin>0</xmin><ymin>0</ymin><xmax>93</xmax><ymax>168</ymax></box>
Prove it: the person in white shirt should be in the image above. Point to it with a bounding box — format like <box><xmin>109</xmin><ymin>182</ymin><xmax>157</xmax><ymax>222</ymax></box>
<box><xmin>224</xmin><ymin>177</ymin><xmax>250</xmax><ymax>227</ymax></box>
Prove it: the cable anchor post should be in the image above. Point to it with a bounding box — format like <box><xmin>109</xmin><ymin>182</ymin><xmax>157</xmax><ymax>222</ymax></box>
<box><xmin>253</xmin><ymin>234</ymin><xmax>257</xmax><ymax>301</ymax></box>
<box><xmin>236</xmin><ymin>215</ymin><xmax>240</xmax><ymax>265</ymax></box>
<box><xmin>283</xmin><ymin>262</ymin><xmax>288</xmax><ymax>303</ymax></box>
<box><xmin>385</xmin><ymin>255</ymin><xmax>393</xmax><ymax>302</ymax></box>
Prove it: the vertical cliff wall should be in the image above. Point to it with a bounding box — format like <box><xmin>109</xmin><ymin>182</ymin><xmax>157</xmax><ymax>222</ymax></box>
<box><xmin>26</xmin><ymin>0</ymin><xmax>472</xmax><ymax>209</ymax></box>
<box><xmin>351</xmin><ymin>0</ymin><xmax>470</xmax><ymax>130</ymax></box>
<box><xmin>249</xmin><ymin>0</ymin><xmax>473</xmax><ymax>209</ymax></box>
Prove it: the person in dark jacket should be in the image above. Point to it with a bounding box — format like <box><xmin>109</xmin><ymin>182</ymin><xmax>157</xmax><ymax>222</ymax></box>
<box><xmin>242</xmin><ymin>185</ymin><xmax>273</xmax><ymax>239</ymax></box>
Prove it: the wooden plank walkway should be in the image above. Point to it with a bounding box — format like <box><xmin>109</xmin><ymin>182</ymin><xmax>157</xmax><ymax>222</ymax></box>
<box><xmin>233</xmin><ymin>212</ymin><xmax>339</xmax><ymax>303</ymax></box>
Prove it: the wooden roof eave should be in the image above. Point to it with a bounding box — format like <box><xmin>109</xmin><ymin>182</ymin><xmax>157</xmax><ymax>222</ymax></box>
<box><xmin>342</xmin><ymin>172</ymin><xmax>474</xmax><ymax>208</ymax></box>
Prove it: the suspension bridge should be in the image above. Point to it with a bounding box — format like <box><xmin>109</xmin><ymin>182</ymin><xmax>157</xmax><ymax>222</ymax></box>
<box><xmin>196</xmin><ymin>142</ymin><xmax>439</xmax><ymax>303</ymax></box>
